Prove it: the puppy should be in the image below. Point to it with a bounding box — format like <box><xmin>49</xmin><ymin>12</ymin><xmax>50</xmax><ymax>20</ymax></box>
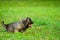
<box><xmin>2</xmin><ymin>17</ymin><xmax>33</xmax><ymax>33</ymax></box>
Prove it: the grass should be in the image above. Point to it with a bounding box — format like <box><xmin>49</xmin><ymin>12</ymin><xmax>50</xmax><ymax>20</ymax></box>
<box><xmin>0</xmin><ymin>1</ymin><xmax>60</xmax><ymax>40</ymax></box>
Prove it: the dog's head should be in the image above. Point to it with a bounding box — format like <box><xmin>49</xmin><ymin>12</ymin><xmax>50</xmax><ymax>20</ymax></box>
<box><xmin>22</xmin><ymin>17</ymin><xmax>33</xmax><ymax>27</ymax></box>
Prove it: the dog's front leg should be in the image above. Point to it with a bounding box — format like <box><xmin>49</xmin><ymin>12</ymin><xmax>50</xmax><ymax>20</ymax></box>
<box><xmin>20</xmin><ymin>29</ymin><xmax>26</xmax><ymax>33</ymax></box>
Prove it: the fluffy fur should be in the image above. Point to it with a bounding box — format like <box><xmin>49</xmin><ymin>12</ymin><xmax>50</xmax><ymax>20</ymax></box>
<box><xmin>2</xmin><ymin>17</ymin><xmax>33</xmax><ymax>33</ymax></box>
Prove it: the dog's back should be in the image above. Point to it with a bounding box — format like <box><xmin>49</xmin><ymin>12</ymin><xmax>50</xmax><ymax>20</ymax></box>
<box><xmin>8</xmin><ymin>22</ymin><xmax>24</xmax><ymax>29</ymax></box>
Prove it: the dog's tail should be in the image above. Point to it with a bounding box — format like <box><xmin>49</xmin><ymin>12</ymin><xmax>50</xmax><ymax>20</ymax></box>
<box><xmin>2</xmin><ymin>21</ymin><xmax>8</xmax><ymax>29</ymax></box>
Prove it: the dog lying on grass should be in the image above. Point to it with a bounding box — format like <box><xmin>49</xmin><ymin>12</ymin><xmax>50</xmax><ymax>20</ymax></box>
<box><xmin>2</xmin><ymin>17</ymin><xmax>33</xmax><ymax>33</ymax></box>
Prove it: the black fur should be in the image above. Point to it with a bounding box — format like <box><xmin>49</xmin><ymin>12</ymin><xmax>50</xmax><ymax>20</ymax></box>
<box><xmin>2</xmin><ymin>17</ymin><xmax>33</xmax><ymax>33</ymax></box>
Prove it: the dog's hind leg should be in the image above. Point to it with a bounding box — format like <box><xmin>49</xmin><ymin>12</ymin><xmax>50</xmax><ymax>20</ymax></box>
<box><xmin>14</xmin><ymin>29</ymin><xmax>18</xmax><ymax>33</ymax></box>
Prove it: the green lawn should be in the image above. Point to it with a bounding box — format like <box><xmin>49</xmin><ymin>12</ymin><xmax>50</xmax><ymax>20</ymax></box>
<box><xmin>0</xmin><ymin>1</ymin><xmax>60</xmax><ymax>40</ymax></box>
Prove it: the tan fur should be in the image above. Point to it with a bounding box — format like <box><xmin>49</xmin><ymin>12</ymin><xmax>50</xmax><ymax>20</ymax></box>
<box><xmin>2</xmin><ymin>17</ymin><xmax>33</xmax><ymax>33</ymax></box>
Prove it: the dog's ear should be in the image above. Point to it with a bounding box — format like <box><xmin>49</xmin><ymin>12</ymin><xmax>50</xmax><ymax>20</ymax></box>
<box><xmin>22</xmin><ymin>19</ymin><xmax>26</xmax><ymax>25</ymax></box>
<box><xmin>26</xmin><ymin>17</ymin><xmax>31</xmax><ymax>22</ymax></box>
<box><xmin>25</xmin><ymin>17</ymin><xmax>31</xmax><ymax>25</ymax></box>
<box><xmin>26</xmin><ymin>17</ymin><xmax>33</xmax><ymax>24</ymax></box>
<box><xmin>22</xmin><ymin>17</ymin><xmax>30</xmax><ymax>25</ymax></box>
